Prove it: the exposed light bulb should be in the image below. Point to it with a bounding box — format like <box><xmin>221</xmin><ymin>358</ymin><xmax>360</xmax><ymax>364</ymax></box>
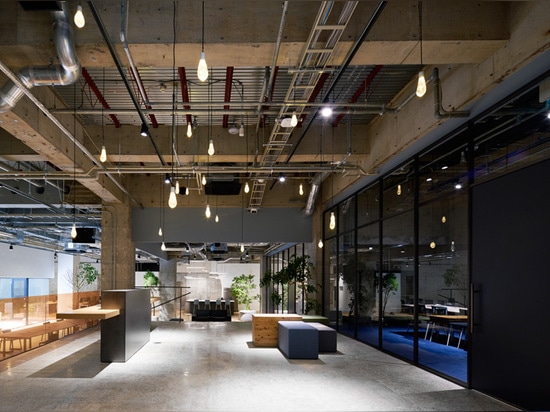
<box><xmin>215</xmin><ymin>214</ymin><xmax>219</xmax><ymax>223</ymax></box>
<box><xmin>161</xmin><ymin>242</ymin><xmax>166</xmax><ymax>251</ymax></box>
<box><xmin>430</xmin><ymin>241</ymin><xmax>436</xmax><ymax>249</ymax></box>
<box><xmin>185</xmin><ymin>187</ymin><xmax>189</xmax><ymax>195</ymax></box>
<box><xmin>201</xmin><ymin>175</ymin><xmax>207</xmax><ymax>186</ymax></box>
<box><xmin>187</xmin><ymin>122</ymin><xmax>193</xmax><ymax>138</ymax></box>
<box><xmin>158</xmin><ymin>227</ymin><xmax>163</xmax><ymax>237</ymax></box>
<box><xmin>100</xmin><ymin>145</ymin><xmax>107</xmax><ymax>162</ymax></box>
<box><xmin>168</xmin><ymin>186</ymin><xmax>177</xmax><ymax>209</ymax></box>
<box><xmin>205</xmin><ymin>204</ymin><xmax>211</xmax><ymax>218</ymax></box>
<box><xmin>416</xmin><ymin>70</ymin><xmax>427</xmax><ymax>97</ymax></box>
<box><xmin>441</xmin><ymin>216</ymin><xmax>447</xmax><ymax>223</ymax></box>
<box><xmin>291</xmin><ymin>112</ymin><xmax>298</xmax><ymax>127</ymax></box>
<box><xmin>451</xmin><ymin>240</ymin><xmax>455</xmax><ymax>252</ymax></box>
<box><xmin>74</xmin><ymin>5</ymin><xmax>85</xmax><ymax>28</ymax></box>
<box><xmin>279</xmin><ymin>175</ymin><xmax>286</xmax><ymax>182</ymax></box>
<box><xmin>299</xmin><ymin>183</ymin><xmax>304</xmax><ymax>196</ymax></box>
<box><xmin>71</xmin><ymin>222</ymin><xmax>77</xmax><ymax>239</ymax></box>
<box><xmin>175</xmin><ymin>180</ymin><xmax>180</xmax><ymax>194</ymax></box>
<box><xmin>197</xmin><ymin>52</ymin><xmax>208</xmax><ymax>82</ymax></box>
<box><xmin>244</xmin><ymin>181</ymin><xmax>250</xmax><ymax>193</ymax></box>
<box><xmin>240</xmin><ymin>244</ymin><xmax>244</xmax><ymax>253</ymax></box>
<box><xmin>318</xmin><ymin>239</ymin><xmax>324</xmax><ymax>248</ymax></box>
<box><xmin>397</xmin><ymin>184</ymin><xmax>402</xmax><ymax>196</ymax></box>
<box><xmin>321</xmin><ymin>107</ymin><xmax>333</xmax><ymax>117</ymax></box>
<box><xmin>239</xmin><ymin>123</ymin><xmax>245</xmax><ymax>137</ymax></box>
<box><xmin>208</xmin><ymin>139</ymin><xmax>215</xmax><ymax>156</ymax></box>
<box><xmin>329</xmin><ymin>211</ymin><xmax>336</xmax><ymax>230</ymax></box>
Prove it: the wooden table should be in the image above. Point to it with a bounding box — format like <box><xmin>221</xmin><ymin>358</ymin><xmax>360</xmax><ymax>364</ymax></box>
<box><xmin>57</xmin><ymin>305</ymin><xmax>120</xmax><ymax>320</ymax></box>
<box><xmin>251</xmin><ymin>314</ymin><xmax>302</xmax><ymax>347</ymax></box>
<box><xmin>0</xmin><ymin>319</ymin><xmax>88</xmax><ymax>353</ymax></box>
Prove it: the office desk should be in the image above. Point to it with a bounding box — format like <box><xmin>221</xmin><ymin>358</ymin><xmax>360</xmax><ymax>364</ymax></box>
<box><xmin>427</xmin><ymin>315</ymin><xmax>468</xmax><ymax>346</ymax></box>
<box><xmin>449</xmin><ymin>321</ymin><xmax>468</xmax><ymax>348</ymax></box>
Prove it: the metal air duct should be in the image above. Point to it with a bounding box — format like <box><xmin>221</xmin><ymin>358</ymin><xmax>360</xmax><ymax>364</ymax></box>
<box><xmin>0</xmin><ymin>1</ymin><xmax>80</xmax><ymax>113</ymax></box>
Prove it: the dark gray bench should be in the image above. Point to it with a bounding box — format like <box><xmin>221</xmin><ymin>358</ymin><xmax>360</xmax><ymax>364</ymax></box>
<box><xmin>277</xmin><ymin>321</ymin><xmax>318</xmax><ymax>359</ymax></box>
<box><xmin>308</xmin><ymin>322</ymin><xmax>337</xmax><ymax>352</ymax></box>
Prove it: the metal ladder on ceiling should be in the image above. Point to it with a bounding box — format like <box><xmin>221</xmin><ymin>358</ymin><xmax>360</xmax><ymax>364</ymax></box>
<box><xmin>248</xmin><ymin>1</ymin><xmax>359</xmax><ymax>211</ymax></box>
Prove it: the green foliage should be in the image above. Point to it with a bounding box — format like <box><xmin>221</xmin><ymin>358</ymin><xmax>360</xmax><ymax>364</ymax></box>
<box><xmin>379</xmin><ymin>272</ymin><xmax>399</xmax><ymax>315</ymax></box>
<box><xmin>260</xmin><ymin>254</ymin><xmax>318</xmax><ymax>314</ymax></box>
<box><xmin>80</xmin><ymin>262</ymin><xmax>99</xmax><ymax>285</ymax></box>
<box><xmin>66</xmin><ymin>262</ymin><xmax>99</xmax><ymax>293</ymax></box>
<box><xmin>230</xmin><ymin>274</ymin><xmax>260</xmax><ymax>310</ymax></box>
<box><xmin>143</xmin><ymin>270</ymin><xmax>160</xmax><ymax>287</ymax></box>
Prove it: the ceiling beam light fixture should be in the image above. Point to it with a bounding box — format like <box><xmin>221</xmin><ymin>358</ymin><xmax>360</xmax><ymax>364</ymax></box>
<box><xmin>74</xmin><ymin>4</ymin><xmax>85</xmax><ymax>28</ymax></box>
<box><xmin>416</xmin><ymin>1</ymin><xmax>426</xmax><ymax>98</ymax></box>
<box><xmin>197</xmin><ymin>1</ymin><xmax>208</xmax><ymax>82</ymax></box>
<box><xmin>140</xmin><ymin>123</ymin><xmax>148</xmax><ymax>137</ymax></box>
<box><xmin>99</xmin><ymin>69</ymin><xmax>107</xmax><ymax>162</ymax></box>
<box><xmin>167</xmin><ymin>0</ymin><xmax>178</xmax><ymax>210</ymax></box>
<box><xmin>187</xmin><ymin>121</ymin><xmax>193</xmax><ymax>138</ymax></box>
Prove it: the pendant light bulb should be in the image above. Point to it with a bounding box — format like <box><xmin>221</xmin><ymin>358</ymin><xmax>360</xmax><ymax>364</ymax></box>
<box><xmin>205</xmin><ymin>204</ymin><xmax>211</xmax><ymax>218</ymax></box>
<box><xmin>397</xmin><ymin>184</ymin><xmax>402</xmax><ymax>196</ymax></box>
<box><xmin>161</xmin><ymin>242</ymin><xmax>166</xmax><ymax>251</ymax></box>
<box><xmin>416</xmin><ymin>70</ymin><xmax>427</xmax><ymax>97</ymax></box>
<box><xmin>291</xmin><ymin>112</ymin><xmax>298</xmax><ymax>127</ymax></box>
<box><xmin>187</xmin><ymin>122</ymin><xmax>193</xmax><ymax>138</ymax></box>
<box><xmin>239</xmin><ymin>123</ymin><xmax>245</xmax><ymax>137</ymax></box>
<box><xmin>197</xmin><ymin>52</ymin><xmax>208</xmax><ymax>82</ymax></box>
<box><xmin>168</xmin><ymin>186</ymin><xmax>177</xmax><ymax>209</ymax></box>
<box><xmin>71</xmin><ymin>222</ymin><xmax>77</xmax><ymax>239</ymax></box>
<box><xmin>201</xmin><ymin>175</ymin><xmax>207</xmax><ymax>186</ymax></box>
<box><xmin>329</xmin><ymin>211</ymin><xmax>336</xmax><ymax>230</ymax></box>
<box><xmin>208</xmin><ymin>139</ymin><xmax>215</xmax><ymax>156</ymax></box>
<box><xmin>74</xmin><ymin>5</ymin><xmax>85</xmax><ymax>28</ymax></box>
<box><xmin>318</xmin><ymin>239</ymin><xmax>324</xmax><ymax>249</ymax></box>
<box><xmin>175</xmin><ymin>180</ymin><xmax>180</xmax><ymax>194</ymax></box>
<box><xmin>299</xmin><ymin>183</ymin><xmax>304</xmax><ymax>196</ymax></box>
<box><xmin>100</xmin><ymin>145</ymin><xmax>107</xmax><ymax>163</ymax></box>
<box><xmin>185</xmin><ymin>187</ymin><xmax>189</xmax><ymax>195</ymax></box>
<box><xmin>244</xmin><ymin>181</ymin><xmax>250</xmax><ymax>193</ymax></box>
<box><xmin>158</xmin><ymin>227</ymin><xmax>163</xmax><ymax>237</ymax></box>
<box><xmin>215</xmin><ymin>214</ymin><xmax>219</xmax><ymax>223</ymax></box>
<box><xmin>240</xmin><ymin>244</ymin><xmax>245</xmax><ymax>253</ymax></box>
<box><xmin>430</xmin><ymin>241</ymin><xmax>436</xmax><ymax>249</ymax></box>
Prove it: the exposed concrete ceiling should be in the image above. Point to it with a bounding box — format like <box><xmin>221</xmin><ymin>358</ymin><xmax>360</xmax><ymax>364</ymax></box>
<box><xmin>0</xmin><ymin>0</ymin><xmax>548</xmax><ymax>257</ymax></box>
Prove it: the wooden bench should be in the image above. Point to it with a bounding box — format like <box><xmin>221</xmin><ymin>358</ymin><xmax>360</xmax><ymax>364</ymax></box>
<box><xmin>251</xmin><ymin>314</ymin><xmax>302</xmax><ymax>347</ymax></box>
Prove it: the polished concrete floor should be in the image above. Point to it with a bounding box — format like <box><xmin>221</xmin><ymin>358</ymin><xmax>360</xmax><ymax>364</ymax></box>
<box><xmin>0</xmin><ymin>320</ymin><xmax>519</xmax><ymax>411</ymax></box>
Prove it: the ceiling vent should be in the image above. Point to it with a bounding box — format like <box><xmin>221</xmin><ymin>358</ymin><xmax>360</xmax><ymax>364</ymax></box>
<box><xmin>204</xmin><ymin>181</ymin><xmax>242</xmax><ymax>196</ymax></box>
<box><xmin>210</xmin><ymin>243</ymin><xmax>228</xmax><ymax>254</ymax></box>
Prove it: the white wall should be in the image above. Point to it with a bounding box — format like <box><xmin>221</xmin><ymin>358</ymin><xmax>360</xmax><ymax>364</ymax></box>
<box><xmin>0</xmin><ymin>244</ymin><xmax>55</xmax><ymax>279</ymax></box>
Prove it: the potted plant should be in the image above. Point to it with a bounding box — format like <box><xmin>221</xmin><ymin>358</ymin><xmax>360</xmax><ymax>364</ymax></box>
<box><xmin>143</xmin><ymin>270</ymin><xmax>160</xmax><ymax>319</ymax></box>
<box><xmin>230</xmin><ymin>274</ymin><xmax>260</xmax><ymax>321</ymax></box>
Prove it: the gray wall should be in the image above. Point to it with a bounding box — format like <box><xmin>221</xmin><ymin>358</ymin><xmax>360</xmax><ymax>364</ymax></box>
<box><xmin>132</xmin><ymin>207</ymin><xmax>312</xmax><ymax>243</ymax></box>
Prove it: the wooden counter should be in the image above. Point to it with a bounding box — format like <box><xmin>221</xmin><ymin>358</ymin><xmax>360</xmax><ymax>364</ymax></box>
<box><xmin>57</xmin><ymin>304</ymin><xmax>120</xmax><ymax>320</ymax></box>
<box><xmin>252</xmin><ymin>313</ymin><xmax>302</xmax><ymax>347</ymax></box>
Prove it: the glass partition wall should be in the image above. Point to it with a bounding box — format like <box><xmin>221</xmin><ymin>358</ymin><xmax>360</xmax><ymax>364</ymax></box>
<box><xmin>319</xmin><ymin>71</ymin><xmax>550</xmax><ymax>384</ymax></box>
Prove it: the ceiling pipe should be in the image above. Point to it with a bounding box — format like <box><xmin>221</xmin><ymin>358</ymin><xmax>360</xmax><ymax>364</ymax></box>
<box><xmin>432</xmin><ymin>67</ymin><xmax>470</xmax><ymax>119</ymax></box>
<box><xmin>0</xmin><ymin>1</ymin><xmax>80</xmax><ymax>113</ymax></box>
<box><xmin>87</xmin><ymin>0</ymin><xmax>166</xmax><ymax>166</ymax></box>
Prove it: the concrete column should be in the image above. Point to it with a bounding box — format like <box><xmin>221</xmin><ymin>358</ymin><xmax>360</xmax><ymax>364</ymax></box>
<box><xmin>101</xmin><ymin>201</ymin><xmax>135</xmax><ymax>291</ymax></box>
<box><xmin>159</xmin><ymin>258</ymin><xmax>177</xmax><ymax>320</ymax></box>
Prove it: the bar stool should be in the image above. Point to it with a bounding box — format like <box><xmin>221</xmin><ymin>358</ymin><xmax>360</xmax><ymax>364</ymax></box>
<box><xmin>215</xmin><ymin>299</ymin><xmax>222</xmax><ymax>310</ymax></box>
<box><xmin>204</xmin><ymin>299</ymin><xmax>211</xmax><ymax>310</ymax></box>
<box><xmin>193</xmin><ymin>299</ymin><xmax>200</xmax><ymax>315</ymax></box>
